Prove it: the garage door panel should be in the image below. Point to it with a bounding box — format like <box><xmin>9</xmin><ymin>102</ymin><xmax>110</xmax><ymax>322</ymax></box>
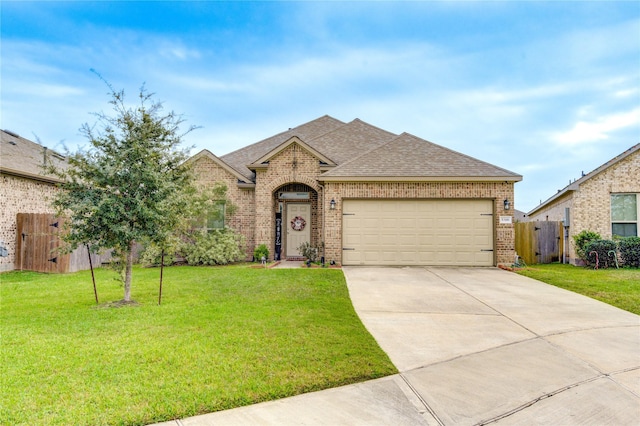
<box><xmin>397</xmin><ymin>236</ymin><xmax>416</xmax><ymax>245</ymax></box>
<box><xmin>378</xmin><ymin>218</ymin><xmax>395</xmax><ymax>228</ymax></box>
<box><xmin>398</xmin><ymin>251</ymin><xmax>418</xmax><ymax>262</ymax></box>
<box><xmin>396</xmin><ymin>218</ymin><xmax>414</xmax><ymax>227</ymax></box>
<box><xmin>343</xmin><ymin>200</ymin><xmax>494</xmax><ymax>266</ymax></box>
<box><xmin>381</xmin><ymin>203</ymin><xmax>398</xmax><ymax>212</ymax></box>
<box><xmin>361</xmin><ymin>218</ymin><xmax>379</xmax><ymax>228</ymax></box>
<box><xmin>361</xmin><ymin>234</ymin><xmax>379</xmax><ymax>245</ymax></box>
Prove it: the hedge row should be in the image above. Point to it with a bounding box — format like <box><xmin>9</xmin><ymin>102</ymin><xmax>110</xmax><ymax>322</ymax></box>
<box><xmin>574</xmin><ymin>232</ymin><xmax>640</xmax><ymax>269</ymax></box>
<box><xmin>140</xmin><ymin>228</ymin><xmax>246</xmax><ymax>267</ymax></box>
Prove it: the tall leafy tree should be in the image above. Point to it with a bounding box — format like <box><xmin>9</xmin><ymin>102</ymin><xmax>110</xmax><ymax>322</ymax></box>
<box><xmin>51</xmin><ymin>83</ymin><xmax>196</xmax><ymax>302</ymax></box>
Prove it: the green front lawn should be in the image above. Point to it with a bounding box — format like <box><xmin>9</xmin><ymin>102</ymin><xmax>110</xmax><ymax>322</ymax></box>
<box><xmin>0</xmin><ymin>266</ymin><xmax>396</xmax><ymax>425</ymax></box>
<box><xmin>516</xmin><ymin>263</ymin><xmax>640</xmax><ymax>315</ymax></box>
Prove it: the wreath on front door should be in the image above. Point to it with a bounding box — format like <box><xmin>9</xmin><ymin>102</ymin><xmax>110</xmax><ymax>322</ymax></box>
<box><xmin>290</xmin><ymin>216</ymin><xmax>306</xmax><ymax>231</ymax></box>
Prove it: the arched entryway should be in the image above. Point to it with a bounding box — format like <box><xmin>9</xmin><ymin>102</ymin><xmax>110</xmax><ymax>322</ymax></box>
<box><xmin>273</xmin><ymin>183</ymin><xmax>320</xmax><ymax>260</ymax></box>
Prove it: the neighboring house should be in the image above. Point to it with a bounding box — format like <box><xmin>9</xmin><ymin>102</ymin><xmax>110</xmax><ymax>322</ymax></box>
<box><xmin>527</xmin><ymin>143</ymin><xmax>640</xmax><ymax>265</ymax></box>
<box><xmin>514</xmin><ymin>209</ymin><xmax>529</xmax><ymax>222</ymax></box>
<box><xmin>1</xmin><ymin>130</ymin><xmax>65</xmax><ymax>272</ymax></box>
<box><xmin>0</xmin><ymin>130</ymin><xmax>107</xmax><ymax>272</ymax></box>
<box><xmin>189</xmin><ymin>116</ymin><xmax>522</xmax><ymax>266</ymax></box>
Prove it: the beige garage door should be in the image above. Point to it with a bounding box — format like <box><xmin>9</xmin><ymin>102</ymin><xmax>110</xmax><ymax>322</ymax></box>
<box><xmin>342</xmin><ymin>199</ymin><xmax>494</xmax><ymax>266</ymax></box>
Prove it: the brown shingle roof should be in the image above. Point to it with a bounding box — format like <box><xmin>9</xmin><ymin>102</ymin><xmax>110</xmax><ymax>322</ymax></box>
<box><xmin>1</xmin><ymin>130</ymin><xmax>66</xmax><ymax>183</ymax></box>
<box><xmin>320</xmin><ymin>132</ymin><xmax>522</xmax><ymax>181</ymax></box>
<box><xmin>201</xmin><ymin>115</ymin><xmax>522</xmax><ymax>183</ymax></box>
<box><xmin>304</xmin><ymin>119</ymin><xmax>397</xmax><ymax>165</ymax></box>
<box><xmin>220</xmin><ymin>115</ymin><xmax>346</xmax><ymax>180</ymax></box>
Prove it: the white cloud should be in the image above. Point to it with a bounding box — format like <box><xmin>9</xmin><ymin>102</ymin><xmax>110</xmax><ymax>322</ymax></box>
<box><xmin>552</xmin><ymin>108</ymin><xmax>640</xmax><ymax>146</ymax></box>
<box><xmin>5</xmin><ymin>82</ymin><xmax>85</xmax><ymax>98</ymax></box>
<box><xmin>614</xmin><ymin>88</ymin><xmax>639</xmax><ymax>98</ymax></box>
<box><xmin>159</xmin><ymin>45</ymin><xmax>201</xmax><ymax>61</ymax></box>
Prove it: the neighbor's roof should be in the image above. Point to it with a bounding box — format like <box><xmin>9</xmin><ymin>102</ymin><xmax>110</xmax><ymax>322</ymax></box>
<box><xmin>194</xmin><ymin>115</ymin><xmax>522</xmax><ymax>183</ymax></box>
<box><xmin>0</xmin><ymin>130</ymin><xmax>66</xmax><ymax>183</ymax></box>
<box><xmin>528</xmin><ymin>143</ymin><xmax>640</xmax><ymax>216</ymax></box>
<box><xmin>319</xmin><ymin>132</ymin><xmax>522</xmax><ymax>182</ymax></box>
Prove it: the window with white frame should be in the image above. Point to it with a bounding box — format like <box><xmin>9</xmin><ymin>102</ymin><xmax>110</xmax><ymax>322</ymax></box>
<box><xmin>611</xmin><ymin>194</ymin><xmax>638</xmax><ymax>237</ymax></box>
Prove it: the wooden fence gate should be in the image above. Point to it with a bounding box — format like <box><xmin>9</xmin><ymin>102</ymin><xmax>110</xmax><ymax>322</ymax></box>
<box><xmin>15</xmin><ymin>213</ymin><xmax>108</xmax><ymax>273</ymax></box>
<box><xmin>515</xmin><ymin>221</ymin><xmax>563</xmax><ymax>265</ymax></box>
<box><xmin>16</xmin><ymin>213</ymin><xmax>70</xmax><ymax>273</ymax></box>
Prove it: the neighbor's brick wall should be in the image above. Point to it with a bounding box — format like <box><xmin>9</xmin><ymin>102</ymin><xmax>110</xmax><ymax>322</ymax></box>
<box><xmin>573</xmin><ymin>151</ymin><xmax>639</xmax><ymax>240</ymax></box>
<box><xmin>528</xmin><ymin>192</ymin><xmax>574</xmax><ymax>224</ymax></box>
<box><xmin>528</xmin><ymin>150</ymin><xmax>639</xmax><ymax>264</ymax></box>
<box><xmin>323</xmin><ymin>181</ymin><xmax>516</xmax><ymax>266</ymax></box>
<box><xmin>0</xmin><ymin>174</ymin><xmax>59</xmax><ymax>272</ymax></box>
<box><xmin>191</xmin><ymin>156</ymin><xmax>255</xmax><ymax>259</ymax></box>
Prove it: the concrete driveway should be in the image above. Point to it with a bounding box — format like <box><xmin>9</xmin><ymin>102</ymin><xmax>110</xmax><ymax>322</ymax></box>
<box><xmin>155</xmin><ymin>267</ymin><xmax>639</xmax><ymax>426</ymax></box>
<box><xmin>345</xmin><ymin>267</ymin><xmax>640</xmax><ymax>425</ymax></box>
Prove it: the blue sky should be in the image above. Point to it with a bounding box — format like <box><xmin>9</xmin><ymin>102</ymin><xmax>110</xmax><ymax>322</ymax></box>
<box><xmin>2</xmin><ymin>1</ymin><xmax>639</xmax><ymax>212</ymax></box>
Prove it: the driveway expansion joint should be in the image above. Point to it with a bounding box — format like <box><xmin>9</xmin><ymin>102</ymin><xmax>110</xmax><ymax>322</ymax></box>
<box><xmin>398</xmin><ymin>373</ymin><xmax>445</xmax><ymax>426</ymax></box>
<box><xmin>541</xmin><ymin>323</ymin><xmax>640</xmax><ymax>338</ymax></box>
<box><xmin>425</xmin><ymin>268</ymin><xmax>541</xmax><ymax>337</ymax></box>
<box><xmin>476</xmin><ymin>374</ymin><xmax>609</xmax><ymax>425</ymax></box>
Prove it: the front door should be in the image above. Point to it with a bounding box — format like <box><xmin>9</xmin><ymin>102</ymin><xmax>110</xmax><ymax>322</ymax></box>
<box><xmin>286</xmin><ymin>203</ymin><xmax>311</xmax><ymax>257</ymax></box>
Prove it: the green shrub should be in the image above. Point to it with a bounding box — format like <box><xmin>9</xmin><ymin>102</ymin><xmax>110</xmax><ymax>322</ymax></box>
<box><xmin>297</xmin><ymin>241</ymin><xmax>324</xmax><ymax>263</ymax></box>
<box><xmin>573</xmin><ymin>230</ymin><xmax>601</xmax><ymax>261</ymax></box>
<box><xmin>139</xmin><ymin>239</ymin><xmax>179</xmax><ymax>267</ymax></box>
<box><xmin>253</xmin><ymin>244</ymin><xmax>270</xmax><ymax>262</ymax></box>
<box><xmin>619</xmin><ymin>236</ymin><xmax>640</xmax><ymax>268</ymax></box>
<box><xmin>584</xmin><ymin>239</ymin><xmax>617</xmax><ymax>269</ymax></box>
<box><xmin>181</xmin><ymin>229</ymin><xmax>245</xmax><ymax>265</ymax></box>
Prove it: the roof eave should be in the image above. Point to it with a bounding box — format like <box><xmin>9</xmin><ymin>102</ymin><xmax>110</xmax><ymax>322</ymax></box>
<box><xmin>1</xmin><ymin>167</ymin><xmax>63</xmax><ymax>184</ymax></box>
<box><xmin>187</xmin><ymin>149</ymin><xmax>253</xmax><ymax>184</ymax></box>
<box><xmin>320</xmin><ymin>164</ymin><xmax>336</xmax><ymax>172</ymax></box>
<box><xmin>319</xmin><ymin>175</ymin><xmax>523</xmax><ymax>183</ymax></box>
<box><xmin>527</xmin><ymin>185</ymin><xmax>578</xmax><ymax>216</ymax></box>
<box><xmin>527</xmin><ymin>143</ymin><xmax>639</xmax><ymax>216</ymax></box>
<box><xmin>250</xmin><ymin>136</ymin><xmax>338</xmax><ymax>167</ymax></box>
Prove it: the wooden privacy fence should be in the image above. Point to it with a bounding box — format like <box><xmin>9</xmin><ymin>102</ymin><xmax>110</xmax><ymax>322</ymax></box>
<box><xmin>515</xmin><ymin>221</ymin><xmax>564</xmax><ymax>265</ymax></box>
<box><xmin>15</xmin><ymin>213</ymin><xmax>108</xmax><ymax>273</ymax></box>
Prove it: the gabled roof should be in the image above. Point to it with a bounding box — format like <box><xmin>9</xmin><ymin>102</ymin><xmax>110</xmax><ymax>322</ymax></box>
<box><xmin>0</xmin><ymin>129</ymin><xmax>66</xmax><ymax>183</ymax></box>
<box><xmin>220</xmin><ymin>115</ymin><xmax>346</xmax><ymax>180</ymax></box>
<box><xmin>195</xmin><ymin>115</ymin><xmax>522</xmax><ymax>185</ymax></box>
<box><xmin>528</xmin><ymin>143</ymin><xmax>640</xmax><ymax>216</ymax></box>
<box><xmin>186</xmin><ymin>149</ymin><xmax>254</xmax><ymax>185</ymax></box>
<box><xmin>247</xmin><ymin>136</ymin><xmax>338</xmax><ymax>170</ymax></box>
<box><xmin>320</xmin><ymin>132</ymin><xmax>522</xmax><ymax>182</ymax></box>
<box><xmin>303</xmin><ymin>119</ymin><xmax>397</xmax><ymax>165</ymax></box>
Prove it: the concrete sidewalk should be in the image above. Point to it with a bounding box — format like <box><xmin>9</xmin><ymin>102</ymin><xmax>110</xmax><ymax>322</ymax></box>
<box><xmin>153</xmin><ymin>267</ymin><xmax>640</xmax><ymax>425</ymax></box>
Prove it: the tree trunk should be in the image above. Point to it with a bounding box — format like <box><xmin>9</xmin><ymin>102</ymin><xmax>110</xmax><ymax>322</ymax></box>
<box><xmin>123</xmin><ymin>240</ymin><xmax>135</xmax><ymax>302</ymax></box>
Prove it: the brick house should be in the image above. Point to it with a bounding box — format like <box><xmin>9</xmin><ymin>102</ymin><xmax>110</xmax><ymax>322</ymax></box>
<box><xmin>1</xmin><ymin>130</ymin><xmax>64</xmax><ymax>271</ymax></box>
<box><xmin>527</xmin><ymin>143</ymin><xmax>640</xmax><ymax>265</ymax></box>
<box><xmin>189</xmin><ymin>116</ymin><xmax>522</xmax><ymax>266</ymax></box>
<box><xmin>1</xmin><ymin>130</ymin><xmax>108</xmax><ymax>273</ymax></box>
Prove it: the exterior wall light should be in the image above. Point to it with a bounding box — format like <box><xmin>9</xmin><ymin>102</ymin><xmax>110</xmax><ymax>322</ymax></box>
<box><xmin>504</xmin><ymin>199</ymin><xmax>511</xmax><ymax>210</ymax></box>
<box><xmin>330</xmin><ymin>199</ymin><xmax>336</xmax><ymax>210</ymax></box>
